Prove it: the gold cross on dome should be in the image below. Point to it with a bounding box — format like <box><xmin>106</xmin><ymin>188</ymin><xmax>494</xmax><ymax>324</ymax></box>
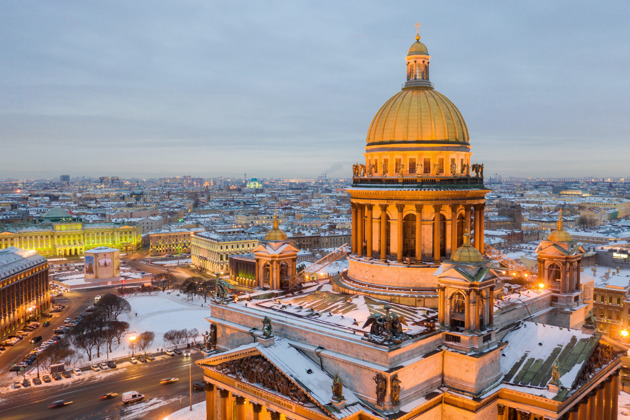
<box><xmin>415</xmin><ymin>22</ymin><xmax>421</xmax><ymax>35</ymax></box>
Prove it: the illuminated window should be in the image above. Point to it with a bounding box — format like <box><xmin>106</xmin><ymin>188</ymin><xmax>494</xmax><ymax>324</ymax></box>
<box><xmin>409</xmin><ymin>158</ymin><xmax>416</xmax><ymax>174</ymax></box>
<box><xmin>423</xmin><ymin>158</ymin><xmax>431</xmax><ymax>174</ymax></box>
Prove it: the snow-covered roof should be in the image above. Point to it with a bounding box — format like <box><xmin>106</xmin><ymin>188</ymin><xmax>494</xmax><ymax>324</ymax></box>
<box><xmin>0</xmin><ymin>247</ymin><xmax>47</xmax><ymax>279</ymax></box>
<box><xmin>501</xmin><ymin>322</ymin><xmax>598</xmax><ymax>396</ymax></box>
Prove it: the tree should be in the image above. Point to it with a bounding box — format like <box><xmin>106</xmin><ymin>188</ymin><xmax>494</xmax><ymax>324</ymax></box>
<box><xmin>38</xmin><ymin>338</ymin><xmax>75</xmax><ymax>371</ymax></box>
<box><xmin>104</xmin><ymin>320</ymin><xmax>129</xmax><ymax>352</ymax></box>
<box><xmin>186</xmin><ymin>328</ymin><xmax>199</xmax><ymax>344</ymax></box>
<box><xmin>197</xmin><ymin>279</ymin><xmax>215</xmax><ymax>303</ymax></box>
<box><xmin>163</xmin><ymin>330</ymin><xmax>178</xmax><ymax>348</ymax></box>
<box><xmin>69</xmin><ymin>322</ymin><xmax>101</xmax><ymax>361</ymax></box>
<box><xmin>95</xmin><ymin>293</ymin><xmax>131</xmax><ymax>321</ymax></box>
<box><xmin>152</xmin><ymin>272</ymin><xmax>176</xmax><ymax>292</ymax></box>
<box><xmin>137</xmin><ymin>331</ymin><xmax>155</xmax><ymax>354</ymax></box>
<box><xmin>180</xmin><ymin>277</ymin><xmax>202</xmax><ymax>300</ymax></box>
<box><xmin>175</xmin><ymin>329</ymin><xmax>188</xmax><ymax>346</ymax></box>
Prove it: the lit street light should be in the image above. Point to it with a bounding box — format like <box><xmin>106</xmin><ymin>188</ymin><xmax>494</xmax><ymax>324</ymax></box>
<box><xmin>129</xmin><ymin>333</ymin><xmax>137</xmax><ymax>356</ymax></box>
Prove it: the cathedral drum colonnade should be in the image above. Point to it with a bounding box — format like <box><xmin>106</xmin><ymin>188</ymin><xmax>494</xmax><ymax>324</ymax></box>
<box><xmin>337</xmin><ymin>27</ymin><xmax>489</xmax><ymax>307</ymax></box>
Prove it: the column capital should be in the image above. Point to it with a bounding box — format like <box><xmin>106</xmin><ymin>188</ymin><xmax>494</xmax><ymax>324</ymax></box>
<box><xmin>252</xmin><ymin>403</ymin><xmax>263</xmax><ymax>413</ymax></box>
<box><xmin>219</xmin><ymin>389</ymin><xmax>230</xmax><ymax>398</ymax></box>
<box><xmin>204</xmin><ymin>382</ymin><xmax>215</xmax><ymax>391</ymax></box>
<box><xmin>365</xmin><ymin>203</ymin><xmax>373</xmax><ymax>211</ymax></box>
<box><xmin>396</xmin><ymin>204</ymin><xmax>405</xmax><ymax>213</ymax></box>
<box><xmin>379</xmin><ymin>203</ymin><xmax>388</xmax><ymax>212</ymax></box>
<box><xmin>414</xmin><ymin>204</ymin><xmax>423</xmax><ymax>213</ymax></box>
<box><xmin>268</xmin><ymin>409</ymin><xmax>281</xmax><ymax>420</ymax></box>
<box><xmin>433</xmin><ymin>204</ymin><xmax>442</xmax><ymax>211</ymax></box>
<box><xmin>235</xmin><ymin>396</ymin><xmax>246</xmax><ymax>405</ymax></box>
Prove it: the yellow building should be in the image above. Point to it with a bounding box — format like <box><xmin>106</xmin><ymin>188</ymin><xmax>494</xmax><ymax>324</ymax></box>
<box><xmin>191</xmin><ymin>231</ymin><xmax>259</xmax><ymax>274</ymax></box>
<box><xmin>0</xmin><ymin>210</ymin><xmax>141</xmax><ymax>257</ymax></box>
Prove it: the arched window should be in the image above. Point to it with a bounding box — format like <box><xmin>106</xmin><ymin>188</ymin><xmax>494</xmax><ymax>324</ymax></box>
<box><xmin>450</xmin><ymin>292</ymin><xmax>466</xmax><ymax>329</ymax></box>
<box><xmin>453</xmin><ymin>293</ymin><xmax>465</xmax><ymax>313</ymax></box>
<box><xmin>547</xmin><ymin>263</ymin><xmax>562</xmax><ymax>286</ymax></box>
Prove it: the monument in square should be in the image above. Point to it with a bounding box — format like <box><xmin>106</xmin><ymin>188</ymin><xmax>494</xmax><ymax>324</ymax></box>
<box><xmin>196</xmin><ymin>26</ymin><xmax>623</xmax><ymax>420</ymax></box>
<box><xmin>84</xmin><ymin>246</ymin><xmax>120</xmax><ymax>279</ymax></box>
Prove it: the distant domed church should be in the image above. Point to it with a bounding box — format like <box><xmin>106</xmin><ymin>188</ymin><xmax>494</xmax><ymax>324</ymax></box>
<box><xmin>197</xmin><ymin>28</ymin><xmax>623</xmax><ymax>420</ymax></box>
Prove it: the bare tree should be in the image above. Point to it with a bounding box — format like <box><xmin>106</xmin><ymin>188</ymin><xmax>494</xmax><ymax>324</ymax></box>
<box><xmin>163</xmin><ymin>330</ymin><xmax>178</xmax><ymax>348</ymax></box>
<box><xmin>95</xmin><ymin>293</ymin><xmax>131</xmax><ymax>321</ymax></box>
<box><xmin>187</xmin><ymin>328</ymin><xmax>199</xmax><ymax>344</ymax></box>
<box><xmin>38</xmin><ymin>339</ymin><xmax>75</xmax><ymax>371</ymax></box>
<box><xmin>137</xmin><ymin>331</ymin><xmax>155</xmax><ymax>354</ymax></box>
<box><xmin>152</xmin><ymin>272</ymin><xmax>177</xmax><ymax>292</ymax></box>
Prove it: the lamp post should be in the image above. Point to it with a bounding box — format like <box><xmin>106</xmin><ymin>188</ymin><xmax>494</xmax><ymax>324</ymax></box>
<box><xmin>129</xmin><ymin>333</ymin><xmax>137</xmax><ymax>357</ymax></box>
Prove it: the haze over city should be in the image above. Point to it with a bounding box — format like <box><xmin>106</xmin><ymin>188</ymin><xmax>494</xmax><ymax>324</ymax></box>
<box><xmin>1</xmin><ymin>1</ymin><xmax>629</xmax><ymax>179</ymax></box>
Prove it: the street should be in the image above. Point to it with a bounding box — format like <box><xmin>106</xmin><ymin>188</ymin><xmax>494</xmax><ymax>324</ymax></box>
<box><xmin>0</xmin><ymin>352</ymin><xmax>206</xmax><ymax>420</ymax></box>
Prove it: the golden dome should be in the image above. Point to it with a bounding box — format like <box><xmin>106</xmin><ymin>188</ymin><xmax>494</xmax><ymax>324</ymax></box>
<box><xmin>407</xmin><ymin>39</ymin><xmax>428</xmax><ymax>57</ymax></box>
<box><xmin>451</xmin><ymin>231</ymin><xmax>483</xmax><ymax>263</ymax></box>
<box><xmin>366</xmin><ymin>87</ymin><xmax>469</xmax><ymax>145</ymax></box>
<box><xmin>547</xmin><ymin>210</ymin><xmax>572</xmax><ymax>242</ymax></box>
<box><xmin>264</xmin><ymin>214</ymin><xmax>287</xmax><ymax>241</ymax></box>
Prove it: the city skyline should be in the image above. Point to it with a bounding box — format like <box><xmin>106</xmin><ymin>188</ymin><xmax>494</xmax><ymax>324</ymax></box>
<box><xmin>1</xmin><ymin>1</ymin><xmax>629</xmax><ymax>179</ymax></box>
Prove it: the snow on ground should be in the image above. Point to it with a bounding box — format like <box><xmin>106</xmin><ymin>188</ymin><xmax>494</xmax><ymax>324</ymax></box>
<box><xmin>153</xmin><ymin>259</ymin><xmax>191</xmax><ymax>266</ymax></box>
<box><xmin>2</xmin><ymin>367</ymin><xmax>121</xmax><ymax>394</ymax></box>
<box><xmin>119</xmin><ymin>292</ymin><xmax>211</xmax><ymax>351</ymax></box>
<box><xmin>121</xmin><ymin>396</ymin><xmax>180</xmax><ymax>419</ymax></box>
<box><xmin>164</xmin><ymin>400</ymin><xmax>205</xmax><ymax>420</ymax></box>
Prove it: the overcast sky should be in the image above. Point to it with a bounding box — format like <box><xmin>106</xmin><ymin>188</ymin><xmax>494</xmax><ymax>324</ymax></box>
<box><xmin>1</xmin><ymin>1</ymin><xmax>629</xmax><ymax>180</ymax></box>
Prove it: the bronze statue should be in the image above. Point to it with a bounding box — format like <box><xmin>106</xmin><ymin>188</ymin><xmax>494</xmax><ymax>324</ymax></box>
<box><xmin>214</xmin><ymin>279</ymin><xmax>233</xmax><ymax>303</ymax></box>
<box><xmin>373</xmin><ymin>373</ymin><xmax>387</xmax><ymax>406</ymax></box>
<box><xmin>262</xmin><ymin>316</ymin><xmax>273</xmax><ymax>338</ymax></box>
<box><xmin>550</xmin><ymin>360</ymin><xmax>560</xmax><ymax>386</ymax></box>
<box><xmin>362</xmin><ymin>305</ymin><xmax>408</xmax><ymax>346</ymax></box>
<box><xmin>390</xmin><ymin>374</ymin><xmax>401</xmax><ymax>405</ymax></box>
<box><xmin>450</xmin><ymin>161</ymin><xmax>457</xmax><ymax>175</ymax></box>
<box><xmin>332</xmin><ymin>373</ymin><xmax>344</xmax><ymax>401</ymax></box>
<box><xmin>382</xmin><ymin>161</ymin><xmax>388</xmax><ymax>174</ymax></box>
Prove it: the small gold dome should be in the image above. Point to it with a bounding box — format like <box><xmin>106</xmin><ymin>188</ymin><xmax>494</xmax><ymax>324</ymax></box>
<box><xmin>366</xmin><ymin>88</ymin><xmax>469</xmax><ymax>145</ymax></box>
<box><xmin>451</xmin><ymin>231</ymin><xmax>483</xmax><ymax>263</ymax></box>
<box><xmin>407</xmin><ymin>39</ymin><xmax>428</xmax><ymax>57</ymax></box>
<box><xmin>264</xmin><ymin>214</ymin><xmax>287</xmax><ymax>241</ymax></box>
<box><xmin>547</xmin><ymin>210</ymin><xmax>572</xmax><ymax>242</ymax></box>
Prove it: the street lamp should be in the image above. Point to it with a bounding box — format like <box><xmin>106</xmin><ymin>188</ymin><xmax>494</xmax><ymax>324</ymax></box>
<box><xmin>621</xmin><ymin>329</ymin><xmax>629</xmax><ymax>338</ymax></box>
<box><xmin>129</xmin><ymin>334</ymin><xmax>137</xmax><ymax>356</ymax></box>
<box><xmin>538</xmin><ymin>283</ymin><xmax>545</xmax><ymax>290</ymax></box>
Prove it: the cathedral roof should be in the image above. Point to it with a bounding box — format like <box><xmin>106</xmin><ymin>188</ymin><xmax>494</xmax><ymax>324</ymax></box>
<box><xmin>365</xmin><ymin>32</ymin><xmax>469</xmax><ymax>147</ymax></box>
<box><xmin>547</xmin><ymin>210</ymin><xmax>572</xmax><ymax>242</ymax></box>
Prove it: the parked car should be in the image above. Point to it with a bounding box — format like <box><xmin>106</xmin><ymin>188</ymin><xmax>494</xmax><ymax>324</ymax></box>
<box><xmin>22</xmin><ymin>379</ymin><xmax>31</xmax><ymax>387</ymax></box>
<box><xmin>99</xmin><ymin>362</ymin><xmax>109</xmax><ymax>370</ymax></box>
<box><xmin>192</xmin><ymin>381</ymin><xmax>206</xmax><ymax>391</ymax></box>
<box><xmin>73</xmin><ymin>368</ymin><xmax>82</xmax><ymax>376</ymax></box>
<box><xmin>90</xmin><ymin>365</ymin><xmax>100</xmax><ymax>372</ymax></box>
<box><xmin>107</xmin><ymin>361</ymin><xmax>117</xmax><ymax>369</ymax></box>
<box><xmin>33</xmin><ymin>377</ymin><xmax>42</xmax><ymax>385</ymax></box>
<box><xmin>52</xmin><ymin>372</ymin><xmax>62</xmax><ymax>381</ymax></box>
<box><xmin>42</xmin><ymin>375</ymin><xmax>52</xmax><ymax>383</ymax></box>
<box><xmin>130</xmin><ymin>357</ymin><xmax>138</xmax><ymax>364</ymax></box>
<box><xmin>138</xmin><ymin>356</ymin><xmax>147</xmax><ymax>363</ymax></box>
<box><xmin>62</xmin><ymin>371</ymin><xmax>72</xmax><ymax>378</ymax></box>
<box><xmin>30</xmin><ymin>336</ymin><xmax>43</xmax><ymax>344</ymax></box>
<box><xmin>145</xmin><ymin>355</ymin><xmax>153</xmax><ymax>361</ymax></box>
<box><xmin>12</xmin><ymin>382</ymin><xmax>21</xmax><ymax>389</ymax></box>
<box><xmin>165</xmin><ymin>350</ymin><xmax>174</xmax><ymax>356</ymax></box>
<box><xmin>173</xmin><ymin>349</ymin><xmax>182</xmax><ymax>355</ymax></box>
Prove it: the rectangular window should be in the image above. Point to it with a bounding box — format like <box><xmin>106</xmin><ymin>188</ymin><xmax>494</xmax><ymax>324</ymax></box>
<box><xmin>383</xmin><ymin>159</ymin><xmax>389</xmax><ymax>174</ymax></box>
<box><xmin>450</xmin><ymin>158</ymin><xmax>456</xmax><ymax>174</ymax></box>
<box><xmin>395</xmin><ymin>158</ymin><xmax>402</xmax><ymax>174</ymax></box>
<box><xmin>423</xmin><ymin>158</ymin><xmax>431</xmax><ymax>174</ymax></box>
<box><xmin>438</xmin><ymin>158</ymin><xmax>445</xmax><ymax>174</ymax></box>
<box><xmin>409</xmin><ymin>158</ymin><xmax>416</xmax><ymax>174</ymax></box>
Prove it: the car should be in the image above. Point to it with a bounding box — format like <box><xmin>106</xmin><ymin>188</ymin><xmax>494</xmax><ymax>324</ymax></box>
<box><xmin>9</xmin><ymin>365</ymin><xmax>21</xmax><ymax>372</ymax></box>
<box><xmin>42</xmin><ymin>375</ymin><xmax>52</xmax><ymax>383</ymax></box>
<box><xmin>30</xmin><ymin>336</ymin><xmax>43</xmax><ymax>344</ymax></box>
<box><xmin>12</xmin><ymin>381</ymin><xmax>21</xmax><ymax>389</ymax></box>
<box><xmin>99</xmin><ymin>362</ymin><xmax>109</xmax><ymax>370</ymax></box>
<box><xmin>122</xmin><ymin>391</ymin><xmax>144</xmax><ymax>405</ymax></box>
<box><xmin>48</xmin><ymin>400</ymin><xmax>73</xmax><ymax>409</ymax></box>
<box><xmin>165</xmin><ymin>349</ymin><xmax>174</xmax><ymax>356</ymax></box>
<box><xmin>64</xmin><ymin>318</ymin><xmax>71</xmax><ymax>323</ymax></box>
<box><xmin>73</xmin><ymin>368</ymin><xmax>82</xmax><ymax>376</ymax></box>
<box><xmin>43</xmin><ymin>321</ymin><xmax>50</xmax><ymax>327</ymax></box>
<box><xmin>33</xmin><ymin>377</ymin><xmax>42</xmax><ymax>385</ymax></box>
<box><xmin>145</xmin><ymin>355</ymin><xmax>153</xmax><ymax>361</ymax></box>
<box><xmin>173</xmin><ymin>349</ymin><xmax>182</xmax><ymax>355</ymax></box>
<box><xmin>85</xmin><ymin>306</ymin><xmax>96</xmax><ymax>312</ymax></box>
<box><xmin>183</xmin><ymin>350</ymin><xmax>191</xmax><ymax>357</ymax></box>
<box><xmin>22</xmin><ymin>379</ymin><xmax>31</xmax><ymax>387</ymax></box>
<box><xmin>107</xmin><ymin>361</ymin><xmax>117</xmax><ymax>369</ymax></box>
<box><xmin>90</xmin><ymin>365</ymin><xmax>100</xmax><ymax>372</ymax></box>
<box><xmin>192</xmin><ymin>381</ymin><xmax>206</xmax><ymax>391</ymax></box>
<box><xmin>62</xmin><ymin>371</ymin><xmax>72</xmax><ymax>378</ymax></box>
<box><xmin>138</xmin><ymin>356</ymin><xmax>147</xmax><ymax>363</ymax></box>
<box><xmin>99</xmin><ymin>392</ymin><xmax>119</xmax><ymax>400</ymax></box>
<box><xmin>94</xmin><ymin>295</ymin><xmax>102</xmax><ymax>303</ymax></box>
<box><xmin>160</xmin><ymin>377</ymin><xmax>179</xmax><ymax>385</ymax></box>
<box><xmin>130</xmin><ymin>357</ymin><xmax>138</xmax><ymax>364</ymax></box>
<box><xmin>52</xmin><ymin>372</ymin><xmax>63</xmax><ymax>381</ymax></box>
<box><xmin>54</xmin><ymin>327</ymin><xmax>65</xmax><ymax>334</ymax></box>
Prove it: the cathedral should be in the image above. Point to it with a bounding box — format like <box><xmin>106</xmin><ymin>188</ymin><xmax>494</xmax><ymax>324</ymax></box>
<box><xmin>197</xmin><ymin>29</ymin><xmax>623</xmax><ymax>420</ymax></box>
